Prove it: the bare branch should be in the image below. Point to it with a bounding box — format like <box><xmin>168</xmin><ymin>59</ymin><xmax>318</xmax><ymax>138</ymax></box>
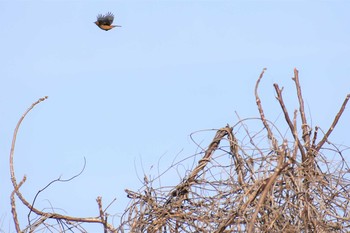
<box><xmin>28</xmin><ymin>157</ymin><xmax>86</xmax><ymax>221</ymax></box>
<box><xmin>10</xmin><ymin>96</ymin><xmax>48</xmax><ymax>232</ymax></box>
<box><xmin>10</xmin><ymin>96</ymin><xmax>48</xmax><ymax>190</ymax></box>
<box><xmin>11</xmin><ymin>176</ymin><xmax>26</xmax><ymax>233</ymax></box>
<box><xmin>120</xmin><ymin>69</ymin><xmax>349</xmax><ymax>232</ymax></box>
<box><xmin>273</xmin><ymin>83</ymin><xmax>306</xmax><ymax>161</ymax></box>
<box><xmin>248</xmin><ymin>141</ymin><xmax>290</xmax><ymax>233</ymax></box>
<box><xmin>97</xmin><ymin>197</ymin><xmax>108</xmax><ymax>233</ymax></box>
<box><xmin>8</xmin><ymin>70</ymin><xmax>350</xmax><ymax>233</ymax></box>
<box><xmin>292</xmin><ymin>68</ymin><xmax>311</xmax><ymax>149</ymax></box>
<box><xmin>316</xmin><ymin>94</ymin><xmax>350</xmax><ymax>151</ymax></box>
<box><xmin>165</xmin><ymin>126</ymin><xmax>230</xmax><ymax>205</ymax></box>
<box><xmin>254</xmin><ymin>68</ymin><xmax>279</xmax><ymax>150</ymax></box>
<box><xmin>9</xmin><ymin>96</ymin><xmax>118</xmax><ymax>232</ymax></box>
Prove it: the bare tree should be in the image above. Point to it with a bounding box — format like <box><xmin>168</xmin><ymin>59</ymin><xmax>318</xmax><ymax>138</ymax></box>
<box><xmin>8</xmin><ymin>69</ymin><xmax>350</xmax><ymax>232</ymax></box>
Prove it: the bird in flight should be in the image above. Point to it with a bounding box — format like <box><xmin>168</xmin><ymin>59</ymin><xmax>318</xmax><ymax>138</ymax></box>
<box><xmin>94</xmin><ymin>12</ymin><xmax>121</xmax><ymax>31</ymax></box>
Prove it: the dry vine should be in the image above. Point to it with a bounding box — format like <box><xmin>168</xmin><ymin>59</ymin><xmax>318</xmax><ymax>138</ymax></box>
<box><xmin>119</xmin><ymin>68</ymin><xmax>350</xmax><ymax>233</ymax></box>
<box><xmin>8</xmin><ymin>69</ymin><xmax>350</xmax><ymax>232</ymax></box>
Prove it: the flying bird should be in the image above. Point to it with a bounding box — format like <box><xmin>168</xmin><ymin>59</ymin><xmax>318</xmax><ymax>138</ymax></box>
<box><xmin>94</xmin><ymin>12</ymin><xmax>121</xmax><ymax>31</ymax></box>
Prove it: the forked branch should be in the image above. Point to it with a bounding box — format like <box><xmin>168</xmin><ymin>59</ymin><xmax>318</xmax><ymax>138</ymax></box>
<box><xmin>9</xmin><ymin>96</ymin><xmax>117</xmax><ymax>232</ymax></box>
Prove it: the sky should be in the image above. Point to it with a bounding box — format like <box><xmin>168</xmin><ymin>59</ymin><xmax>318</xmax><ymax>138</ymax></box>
<box><xmin>1</xmin><ymin>0</ymin><xmax>350</xmax><ymax>232</ymax></box>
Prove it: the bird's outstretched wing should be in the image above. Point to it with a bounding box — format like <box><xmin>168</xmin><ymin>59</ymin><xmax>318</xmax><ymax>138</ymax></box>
<box><xmin>96</xmin><ymin>12</ymin><xmax>114</xmax><ymax>26</ymax></box>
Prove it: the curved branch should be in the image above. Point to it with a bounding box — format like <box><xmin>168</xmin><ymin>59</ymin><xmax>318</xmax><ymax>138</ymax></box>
<box><xmin>10</xmin><ymin>96</ymin><xmax>48</xmax><ymax>191</ymax></box>
<box><xmin>9</xmin><ymin>96</ymin><xmax>117</xmax><ymax>232</ymax></box>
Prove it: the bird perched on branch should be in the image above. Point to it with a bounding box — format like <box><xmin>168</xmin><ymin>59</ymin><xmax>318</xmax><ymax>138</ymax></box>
<box><xmin>94</xmin><ymin>12</ymin><xmax>121</xmax><ymax>31</ymax></box>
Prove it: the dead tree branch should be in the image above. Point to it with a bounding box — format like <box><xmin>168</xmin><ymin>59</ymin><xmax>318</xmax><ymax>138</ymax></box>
<box><xmin>9</xmin><ymin>96</ymin><xmax>117</xmax><ymax>232</ymax></box>
<box><xmin>120</xmin><ymin>69</ymin><xmax>350</xmax><ymax>232</ymax></box>
<box><xmin>8</xmin><ymin>69</ymin><xmax>350</xmax><ymax>232</ymax></box>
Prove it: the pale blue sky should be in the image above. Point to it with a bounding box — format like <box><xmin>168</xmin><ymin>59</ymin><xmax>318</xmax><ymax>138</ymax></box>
<box><xmin>1</xmin><ymin>1</ymin><xmax>350</xmax><ymax>232</ymax></box>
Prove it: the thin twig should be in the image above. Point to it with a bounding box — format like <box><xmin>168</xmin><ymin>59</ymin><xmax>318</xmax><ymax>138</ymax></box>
<box><xmin>315</xmin><ymin>94</ymin><xmax>350</xmax><ymax>151</ymax></box>
<box><xmin>273</xmin><ymin>83</ymin><xmax>306</xmax><ymax>161</ymax></box>
<box><xmin>97</xmin><ymin>197</ymin><xmax>108</xmax><ymax>233</ymax></box>
<box><xmin>255</xmin><ymin>68</ymin><xmax>279</xmax><ymax>149</ymax></box>
<box><xmin>292</xmin><ymin>68</ymin><xmax>311</xmax><ymax>149</ymax></box>
<box><xmin>28</xmin><ymin>157</ymin><xmax>86</xmax><ymax>222</ymax></box>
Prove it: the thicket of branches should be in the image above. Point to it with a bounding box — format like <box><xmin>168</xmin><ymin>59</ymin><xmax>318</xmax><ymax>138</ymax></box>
<box><xmin>8</xmin><ymin>69</ymin><xmax>350</xmax><ymax>232</ymax></box>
